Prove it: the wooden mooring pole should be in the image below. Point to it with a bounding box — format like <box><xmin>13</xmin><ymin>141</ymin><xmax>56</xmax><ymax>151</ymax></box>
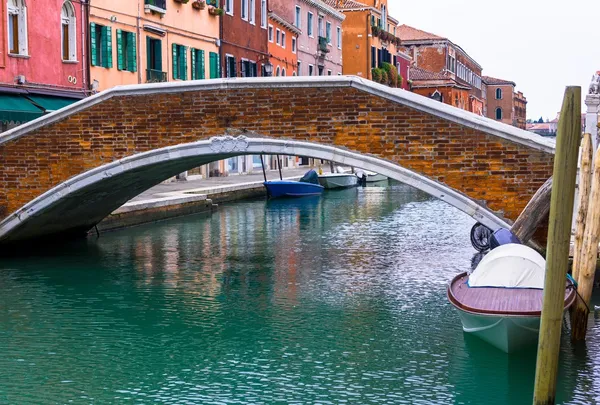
<box><xmin>533</xmin><ymin>86</ymin><xmax>581</xmax><ymax>405</ymax></box>
<box><xmin>572</xmin><ymin>133</ymin><xmax>593</xmax><ymax>284</ymax></box>
<box><xmin>571</xmin><ymin>144</ymin><xmax>600</xmax><ymax>342</ymax></box>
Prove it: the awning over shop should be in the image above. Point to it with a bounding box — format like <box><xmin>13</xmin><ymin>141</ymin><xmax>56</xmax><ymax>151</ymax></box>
<box><xmin>0</xmin><ymin>93</ymin><xmax>44</xmax><ymax>124</ymax></box>
<box><xmin>25</xmin><ymin>94</ymin><xmax>79</xmax><ymax>113</ymax></box>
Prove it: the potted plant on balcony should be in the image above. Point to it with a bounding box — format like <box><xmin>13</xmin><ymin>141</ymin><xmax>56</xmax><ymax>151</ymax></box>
<box><xmin>371</xmin><ymin>25</ymin><xmax>380</xmax><ymax>37</ymax></box>
<box><xmin>208</xmin><ymin>5</ymin><xmax>223</xmax><ymax>15</ymax></box>
<box><xmin>192</xmin><ymin>0</ymin><xmax>205</xmax><ymax>9</ymax></box>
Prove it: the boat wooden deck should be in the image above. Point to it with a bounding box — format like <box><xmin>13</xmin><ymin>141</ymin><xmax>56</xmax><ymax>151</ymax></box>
<box><xmin>448</xmin><ymin>273</ymin><xmax>576</xmax><ymax>316</ymax></box>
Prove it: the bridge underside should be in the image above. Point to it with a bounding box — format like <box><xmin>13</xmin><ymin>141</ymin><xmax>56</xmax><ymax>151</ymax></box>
<box><xmin>0</xmin><ymin>138</ymin><xmax>511</xmax><ymax>245</ymax></box>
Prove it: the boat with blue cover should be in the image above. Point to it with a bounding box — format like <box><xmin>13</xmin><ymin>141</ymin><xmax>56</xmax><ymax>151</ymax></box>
<box><xmin>264</xmin><ymin>169</ymin><xmax>324</xmax><ymax>198</ymax></box>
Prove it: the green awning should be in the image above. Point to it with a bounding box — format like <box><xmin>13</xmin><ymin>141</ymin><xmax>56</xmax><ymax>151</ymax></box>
<box><xmin>0</xmin><ymin>94</ymin><xmax>44</xmax><ymax>124</ymax></box>
<box><xmin>25</xmin><ymin>95</ymin><xmax>80</xmax><ymax>113</ymax></box>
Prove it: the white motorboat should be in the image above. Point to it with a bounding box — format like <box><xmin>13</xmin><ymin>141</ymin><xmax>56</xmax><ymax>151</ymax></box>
<box><xmin>447</xmin><ymin>244</ymin><xmax>576</xmax><ymax>353</ymax></box>
<box><xmin>317</xmin><ymin>173</ymin><xmax>359</xmax><ymax>189</ymax></box>
<box><xmin>354</xmin><ymin>169</ymin><xmax>387</xmax><ymax>183</ymax></box>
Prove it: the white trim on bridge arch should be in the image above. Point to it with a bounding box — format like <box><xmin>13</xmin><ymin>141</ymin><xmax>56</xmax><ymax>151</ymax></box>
<box><xmin>0</xmin><ymin>136</ymin><xmax>511</xmax><ymax>244</ymax></box>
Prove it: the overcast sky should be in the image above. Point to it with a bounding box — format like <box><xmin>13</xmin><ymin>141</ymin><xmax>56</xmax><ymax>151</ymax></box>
<box><xmin>388</xmin><ymin>0</ymin><xmax>600</xmax><ymax>121</ymax></box>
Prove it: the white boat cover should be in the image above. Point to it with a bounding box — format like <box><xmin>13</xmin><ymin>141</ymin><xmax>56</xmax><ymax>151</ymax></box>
<box><xmin>468</xmin><ymin>244</ymin><xmax>546</xmax><ymax>289</ymax></box>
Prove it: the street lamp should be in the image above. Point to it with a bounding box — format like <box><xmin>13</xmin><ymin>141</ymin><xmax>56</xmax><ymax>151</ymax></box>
<box><xmin>262</xmin><ymin>62</ymin><xmax>274</xmax><ymax>77</ymax></box>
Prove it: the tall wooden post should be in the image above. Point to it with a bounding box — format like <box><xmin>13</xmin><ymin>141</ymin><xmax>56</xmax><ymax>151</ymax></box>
<box><xmin>533</xmin><ymin>86</ymin><xmax>581</xmax><ymax>405</ymax></box>
<box><xmin>571</xmin><ymin>146</ymin><xmax>600</xmax><ymax>341</ymax></box>
<box><xmin>572</xmin><ymin>133</ymin><xmax>593</xmax><ymax>284</ymax></box>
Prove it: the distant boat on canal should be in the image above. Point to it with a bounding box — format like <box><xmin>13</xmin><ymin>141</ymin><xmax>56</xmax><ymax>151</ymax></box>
<box><xmin>447</xmin><ymin>244</ymin><xmax>577</xmax><ymax>353</ymax></box>
<box><xmin>318</xmin><ymin>167</ymin><xmax>359</xmax><ymax>189</ymax></box>
<box><xmin>355</xmin><ymin>169</ymin><xmax>388</xmax><ymax>183</ymax></box>
<box><xmin>263</xmin><ymin>169</ymin><xmax>324</xmax><ymax>199</ymax></box>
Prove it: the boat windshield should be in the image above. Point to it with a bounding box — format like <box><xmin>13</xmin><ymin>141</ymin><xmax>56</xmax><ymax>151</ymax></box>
<box><xmin>299</xmin><ymin>170</ymin><xmax>319</xmax><ymax>185</ymax></box>
<box><xmin>467</xmin><ymin>244</ymin><xmax>545</xmax><ymax>289</ymax></box>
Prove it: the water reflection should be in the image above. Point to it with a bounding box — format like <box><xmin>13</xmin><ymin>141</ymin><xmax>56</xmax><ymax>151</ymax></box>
<box><xmin>0</xmin><ymin>181</ymin><xmax>599</xmax><ymax>403</ymax></box>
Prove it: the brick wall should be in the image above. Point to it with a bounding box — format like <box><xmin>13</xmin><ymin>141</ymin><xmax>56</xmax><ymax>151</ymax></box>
<box><xmin>0</xmin><ymin>84</ymin><xmax>554</xmax><ymax>225</ymax></box>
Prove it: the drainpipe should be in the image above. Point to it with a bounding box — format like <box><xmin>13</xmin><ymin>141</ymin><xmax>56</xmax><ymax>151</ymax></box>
<box><xmin>82</xmin><ymin>0</ymin><xmax>89</xmax><ymax>94</ymax></box>
<box><xmin>366</xmin><ymin>13</ymin><xmax>371</xmax><ymax>79</ymax></box>
<box><xmin>219</xmin><ymin>10</ymin><xmax>223</xmax><ymax>77</ymax></box>
<box><xmin>137</xmin><ymin>0</ymin><xmax>142</xmax><ymax>84</ymax></box>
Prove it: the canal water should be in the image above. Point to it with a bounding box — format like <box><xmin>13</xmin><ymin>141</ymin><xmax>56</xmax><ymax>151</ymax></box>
<box><xmin>1</xmin><ymin>182</ymin><xmax>599</xmax><ymax>404</ymax></box>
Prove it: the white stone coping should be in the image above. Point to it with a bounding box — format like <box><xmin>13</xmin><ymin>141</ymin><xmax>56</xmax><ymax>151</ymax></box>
<box><xmin>0</xmin><ymin>76</ymin><xmax>555</xmax><ymax>154</ymax></box>
<box><xmin>0</xmin><ymin>137</ymin><xmax>511</xmax><ymax>242</ymax></box>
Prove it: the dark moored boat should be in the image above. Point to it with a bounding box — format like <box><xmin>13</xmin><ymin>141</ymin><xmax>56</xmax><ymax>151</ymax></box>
<box><xmin>263</xmin><ymin>169</ymin><xmax>324</xmax><ymax>198</ymax></box>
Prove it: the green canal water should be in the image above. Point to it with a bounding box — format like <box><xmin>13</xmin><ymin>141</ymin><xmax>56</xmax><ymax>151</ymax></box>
<box><xmin>1</xmin><ymin>182</ymin><xmax>600</xmax><ymax>404</ymax></box>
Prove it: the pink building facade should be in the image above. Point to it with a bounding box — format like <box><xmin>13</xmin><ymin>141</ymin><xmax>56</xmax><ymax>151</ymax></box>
<box><xmin>0</xmin><ymin>0</ymin><xmax>88</xmax><ymax>131</ymax></box>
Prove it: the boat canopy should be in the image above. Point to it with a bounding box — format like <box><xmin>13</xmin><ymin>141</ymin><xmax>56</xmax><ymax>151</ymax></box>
<box><xmin>299</xmin><ymin>170</ymin><xmax>319</xmax><ymax>185</ymax></box>
<box><xmin>467</xmin><ymin>244</ymin><xmax>546</xmax><ymax>289</ymax></box>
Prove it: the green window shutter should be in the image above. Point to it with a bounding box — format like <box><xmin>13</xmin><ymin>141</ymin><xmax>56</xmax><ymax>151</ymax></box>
<box><xmin>181</xmin><ymin>46</ymin><xmax>188</xmax><ymax>80</ymax></box>
<box><xmin>128</xmin><ymin>32</ymin><xmax>137</xmax><ymax>72</ymax></box>
<box><xmin>90</xmin><ymin>23</ymin><xmax>97</xmax><ymax>66</ymax></box>
<box><xmin>172</xmin><ymin>43</ymin><xmax>178</xmax><ymax>79</ymax></box>
<box><xmin>155</xmin><ymin>39</ymin><xmax>162</xmax><ymax>71</ymax></box>
<box><xmin>146</xmin><ymin>36</ymin><xmax>151</xmax><ymax>72</ymax></box>
<box><xmin>199</xmin><ymin>50</ymin><xmax>205</xmax><ymax>79</ymax></box>
<box><xmin>116</xmin><ymin>29</ymin><xmax>124</xmax><ymax>71</ymax></box>
<box><xmin>104</xmin><ymin>26</ymin><xmax>113</xmax><ymax>68</ymax></box>
<box><xmin>209</xmin><ymin>52</ymin><xmax>220</xmax><ymax>79</ymax></box>
<box><xmin>191</xmin><ymin>48</ymin><xmax>196</xmax><ymax>80</ymax></box>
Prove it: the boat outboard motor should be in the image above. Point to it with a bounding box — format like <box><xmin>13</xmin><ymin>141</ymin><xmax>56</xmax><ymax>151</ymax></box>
<box><xmin>489</xmin><ymin>228</ymin><xmax>521</xmax><ymax>250</ymax></box>
<box><xmin>354</xmin><ymin>170</ymin><xmax>367</xmax><ymax>187</ymax></box>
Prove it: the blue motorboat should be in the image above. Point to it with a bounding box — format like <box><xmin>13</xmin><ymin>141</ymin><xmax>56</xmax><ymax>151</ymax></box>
<box><xmin>264</xmin><ymin>170</ymin><xmax>324</xmax><ymax>198</ymax></box>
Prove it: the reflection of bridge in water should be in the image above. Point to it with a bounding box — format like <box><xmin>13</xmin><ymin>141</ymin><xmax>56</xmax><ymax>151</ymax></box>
<box><xmin>0</xmin><ymin>77</ymin><xmax>555</xmax><ymax>246</ymax></box>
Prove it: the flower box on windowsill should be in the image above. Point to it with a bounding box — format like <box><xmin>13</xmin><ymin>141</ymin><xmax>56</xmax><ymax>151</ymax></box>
<box><xmin>174</xmin><ymin>0</ymin><xmax>190</xmax><ymax>3</ymax></box>
<box><xmin>208</xmin><ymin>6</ymin><xmax>223</xmax><ymax>15</ymax></box>
<box><xmin>192</xmin><ymin>0</ymin><xmax>205</xmax><ymax>9</ymax></box>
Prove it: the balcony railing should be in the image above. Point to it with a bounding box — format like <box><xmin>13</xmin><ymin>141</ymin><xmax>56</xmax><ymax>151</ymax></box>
<box><xmin>145</xmin><ymin>0</ymin><xmax>167</xmax><ymax>13</ymax></box>
<box><xmin>146</xmin><ymin>69</ymin><xmax>167</xmax><ymax>83</ymax></box>
<box><xmin>318</xmin><ymin>36</ymin><xmax>329</xmax><ymax>53</ymax></box>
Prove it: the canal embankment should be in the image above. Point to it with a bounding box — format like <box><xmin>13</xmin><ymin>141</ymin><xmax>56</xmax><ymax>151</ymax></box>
<box><xmin>95</xmin><ymin>168</ymin><xmax>308</xmax><ymax>233</ymax></box>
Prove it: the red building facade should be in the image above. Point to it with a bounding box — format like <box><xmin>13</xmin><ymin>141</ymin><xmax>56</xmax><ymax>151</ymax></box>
<box><xmin>221</xmin><ymin>0</ymin><xmax>269</xmax><ymax>77</ymax></box>
<box><xmin>0</xmin><ymin>0</ymin><xmax>88</xmax><ymax>131</ymax></box>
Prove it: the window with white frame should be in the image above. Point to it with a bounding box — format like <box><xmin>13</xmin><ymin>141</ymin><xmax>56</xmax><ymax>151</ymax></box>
<box><xmin>281</xmin><ymin>32</ymin><xmax>286</xmax><ymax>48</ymax></box>
<box><xmin>260</xmin><ymin>0</ymin><xmax>266</xmax><ymax>28</ymax></box>
<box><xmin>292</xmin><ymin>37</ymin><xmax>296</xmax><ymax>53</ymax></box>
<box><xmin>327</xmin><ymin>69</ymin><xmax>332</xmax><ymax>76</ymax></box>
<box><xmin>276</xmin><ymin>66</ymin><xmax>280</xmax><ymax>76</ymax></box>
<box><xmin>225</xmin><ymin>0</ymin><xmax>233</xmax><ymax>15</ymax></box>
<box><xmin>326</xmin><ymin>21</ymin><xmax>331</xmax><ymax>44</ymax></box>
<box><xmin>297</xmin><ymin>60</ymin><xmax>301</xmax><ymax>75</ymax></box>
<box><xmin>495</xmin><ymin>107</ymin><xmax>502</xmax><ymax>120</ymax></box>
<box><xmin>336</xmin><ymin>26</ymin><xmax>341</xmax><ymax>49</ymax></box>
<box><xmin>295</xmin><ymin>6</ymin><xmax>301</xmax><ymax>28</ymax></box>
<box><xmin>276</xmin><ymin>28</ymin><xmax>280</xmax><ymax>45</ymax></box>
<box><xmin>7</xmin><ymin>0</ymin><xmax>27</xmax><ymax>55</ymax></box>
<box><xmin>61</xmin><ymin>1</ymin><xmax>76</xmax><ymax>61</ymax></box>
<box><xmin>249</xmin><ymin>0</ymin><xmax>255</xmax><ymax>24</ymax></box>
<box><xmin>241</xmin><ymin>0</ymin><xmax>248</xmax><ymax>20</ymax></box>
<box><xmin>307</xmin><ymin>12</ymin><xmax>313</xmax><ymax>37</ymax></box>
<box><xmin>282</xmin><ymin>68</ymin><xmax>286</xmax><ymax>76</ymax></box>
<box><xmin>308</xmin><ymin>64</ymin><xmax>314</xmax><ymax>76</ymax></box>
<box><xmin>268</xmin><ymin>25</ymin><xmax>273</xmax><ymax>42</ymax></box>
<box><xmin>318</xmin><ymin>15</ymin><xmax>323</xmax><ymax>37</ymax></box>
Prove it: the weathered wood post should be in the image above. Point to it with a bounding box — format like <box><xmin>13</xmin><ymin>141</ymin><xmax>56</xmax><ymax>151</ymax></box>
<box><xmin>511</xmin><ymin>177</ymin><xmax>553</xmax><ymax>243</ymax></box>
<box><xmin>571</xmin><ymin>146</ymin><xmax>600</xmax><ymax>341</ymax></box>
<box><xmin>572</xmin><ymin>133</ymin><xmax>593</xmax><ymax>284</ymax></box>
<box><xmin>533</xmin><ymin>86</ymin><xmax>581</xmax><ymax>405</ymax></box>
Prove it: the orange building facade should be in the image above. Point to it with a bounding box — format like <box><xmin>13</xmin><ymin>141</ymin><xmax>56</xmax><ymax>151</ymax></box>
<box><xmin>268</xmin><ymin>12</ymin><xmax>300</xmax><ymax>76</ymax></box>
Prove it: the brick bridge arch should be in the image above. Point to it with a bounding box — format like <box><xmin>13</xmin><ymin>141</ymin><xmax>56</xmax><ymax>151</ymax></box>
<box><xmin>0</xmin><ymin>76</ymin><xmax>555</xmax><ymax>244</ymax></box>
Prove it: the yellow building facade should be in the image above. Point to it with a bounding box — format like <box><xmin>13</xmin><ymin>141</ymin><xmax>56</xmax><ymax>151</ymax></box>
<box><xmin>90</xmin><ymin>0</ymin><xmax>221</xmax><ymax>92</ymax></box>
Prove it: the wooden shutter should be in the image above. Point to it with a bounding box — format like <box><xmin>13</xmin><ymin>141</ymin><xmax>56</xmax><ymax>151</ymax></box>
<box><xmin>182</xmin><ymin>46</ymin><xmax>188</xmax><ymax>80</ymax></box>
<box><xmin>154</xmin><ymin>39</ymin><xmax>162</xmax><ymax>71</ymax></box>
<box><xmin>128</xmin><ymin>32</ymin><xmax>137</xmax><ymax>72</ymax></box>
<box><xmin>104</xmin><ymin>26</ymin><xmax>113</xmax><ymax>68</ymax></box>
<box><xmin>90</xmin><ymin>22</ymin><xmax>97</xmax><ymax>66</ymax></box>
<box><xmin>172</xmin><ymin>43</ymin><xmax>178</xmax><ymax>79</ymax></box>
<box><xmin>199</xmin><ymin>50</ymin><xmax>205</xmax><ymax>79</ymax></box>
<box><xmin>116</xmin><ymin>29</ymin><xmax>124</xmax><ymax>70</ymax></box>
<box><xmin>191</xmin><ymin>48</ymin><xmax>196</xmax><ymax>80</ymax></box>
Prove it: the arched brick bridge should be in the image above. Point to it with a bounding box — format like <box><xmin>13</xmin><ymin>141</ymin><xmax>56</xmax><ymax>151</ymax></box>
<box><xmin>0</xmin><ymin>76</ymin><xmax>555</xmax><ymax>244</ymax></box>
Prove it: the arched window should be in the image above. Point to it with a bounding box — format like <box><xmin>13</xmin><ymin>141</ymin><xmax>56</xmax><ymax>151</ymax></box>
<box><xmin>292</xmin><ymin>71</ymin><xmax>296</xmax><ymax>76</ymax></box>
<box><xmin>276</xmin><ymin>66</ymin><xmax>280</xmax><ymax>76</ymax></box>
<box><xmin>495</xmin><ymin>88</ymin><xmax>502</xmax><ymax>99</ymax></box>
<box><xmin>61</xmin><ymin>1</ymin><xmax>76</xmax><ymax>61</ymax></box>
<box><xmin>496</xmin><ymin>107</ymin><xmax>503</xmax><ymax>120</ymax></box>
<box><xmin>7</xmin><ymin>0</ymin><xmax>27</xmax><ymax>55</ymax></box>
<box><xmin>281</xmin><ymin>68</ymin><xmax>286</xmax><ymax>76</ymax></box>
